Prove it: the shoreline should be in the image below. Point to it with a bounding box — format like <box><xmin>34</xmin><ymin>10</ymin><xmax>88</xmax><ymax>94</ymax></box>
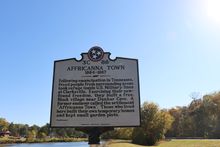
<box><xmin>0</xmin><ymin>137</ymin><xmax>87</xmax><ymax>144</ymax></box>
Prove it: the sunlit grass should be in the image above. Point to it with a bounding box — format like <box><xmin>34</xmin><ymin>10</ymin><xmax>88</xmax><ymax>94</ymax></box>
<box><xmin>107</xmin><ymin>139</ymin><xmax>220</xmax><ymax>147</ymax></box>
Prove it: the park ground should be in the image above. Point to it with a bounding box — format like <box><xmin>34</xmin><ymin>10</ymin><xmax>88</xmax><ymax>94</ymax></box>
<box><xmin>106</xmin><ymin>139</ymin><xmax>220</xmax><ymax>147</ymax></box>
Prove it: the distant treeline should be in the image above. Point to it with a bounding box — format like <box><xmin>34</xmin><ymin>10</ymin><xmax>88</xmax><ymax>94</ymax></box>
<box><xmin>1</xmin><ymin>92</ymin><xmax>220</xmax><ymax>145</ymax></box>
<box><xmin>166</xmin><ymin>92</ymin><xmax>220</xmax><ymax>138</ymax></box>
<box><xmin>0</xmin><ymin>121</ymin><xmax>86</xmax><ymax>140</ymax></box>
<box><xmin>102</xmin><ymin>92</ymin><xmax>220</xmax><ymax>145</ymax></box>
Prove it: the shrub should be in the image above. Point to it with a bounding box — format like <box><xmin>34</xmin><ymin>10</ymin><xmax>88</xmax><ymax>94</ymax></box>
<box><xmin>132</xmin><ymin>102</ymin><xmax>173</xmax><ymax>146</ymax></box>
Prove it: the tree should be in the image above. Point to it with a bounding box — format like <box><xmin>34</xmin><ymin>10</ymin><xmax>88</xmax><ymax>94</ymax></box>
<box><xmin>166</xmin><ymin>92</ymin><xmax>220</xmax><ymax>139</ymax></box>
<box><xmin>165</xmin><ymin>107</ymin><xmax>182</xmax><ymax>137</ymax></box>
<box><xmin>208</xmin><ymin>93</ymin><xmax>220</xmax><ymax>138</ymax></box>
<box><xmin>116</xmin><ymin>128</ymin><xmax>133</xmax><ymax>140</ymax></box>
<box><xmin>19</xmin><ymin>124</ymin><xmax>29</xmax><ymax>137</ymax></box>
<box><xmin>0</xmin><ymin>118</ymin><xmax>9</xmax><ymax>131</ymax></box>
<box><xmin>8</xmin><ymin>123</ymin><xmax>19</xmax><ymax>137</ymax></box>
<box><xmin>37</xmin><ymin>123</ymin><xmax>49</xmax><ymax>138</ymax></box>
<box><xmin>54</xmin><ymin>128</ymin><xmax>67</xmax><ymax>138</ymax></box>
<box><xmin>101</xmin><ymin>129</ymin><xmax>118</xmax><ymax>139</ymax></box>
<box><xmin>26</xmin><ymin>130</ymin><xmax>37</xmax><ymax>141</ymax></box>
<box><xmin>37</xmin><ymin>132</ymin><xmax>47</xmax><ymax>139</ymax></box>
<box><xmin>29</xmin><ymin>125</ymin><xmax>40</xmax><ymax>133</ymax></box>
<box><xmin>132</xmin><ymin>102</ymin><xmax>174</xmax><ymax>146</ymax></box>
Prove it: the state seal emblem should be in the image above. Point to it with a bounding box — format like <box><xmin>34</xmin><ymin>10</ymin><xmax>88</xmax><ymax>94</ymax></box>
<box><xmin>88</xmin><ymin>46</ymin><xmax>104</xmax><ymax>62</ymax></box>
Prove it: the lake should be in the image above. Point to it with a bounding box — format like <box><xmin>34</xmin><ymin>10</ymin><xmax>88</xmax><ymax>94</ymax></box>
<box><xmin>0</xmin><ymin>142</ymin><xmax>90</xmax><ymax>147</ymax></box>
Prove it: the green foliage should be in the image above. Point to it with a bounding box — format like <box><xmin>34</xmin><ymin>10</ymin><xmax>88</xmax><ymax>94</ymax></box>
<box><xmin>101</xmin><ymin>129</ymin><xmax>118</xmax><ymax>139</ymax></box>
<box><xmin>1</xmin><ymin>117</ymin><xmax>86</xmax><ymax>140</ymax></box>
<box><xmin>166</xmin><ymin>92</ymin><xmax>220</xmax><ymax>139</ymax></box>
<box><xmin>26</xmin><ymin>130</ymin><xmax>37</xmax><ymax>142</ymax></box>
<box><xmin>132</xmin><ymin>102</ymin><xmax>174</xmax><ymax>146</ymax></box>
<box><xmin>132</xmin><ymin>127</ymin><xmax>148</xmax><ymax>145</ymax></box>
<box><xmin>102</xmin><ymin>128</ymin><xmax>133</xmax><ymax>140</ymax></box>
<box><xmin>0</xmin><ymin>118</ymin><xmax>9</xmax><ymax>131</ymax></box>
<box><xmin>37</xmin><ymin>132</ymin><xmax>47</xmax><ymax>139</ymax></box>
<box><xmin>8</xmin><ymin>123</ymin><xmax>19</xmax><ymax>137</ymax></box>
<box><xmin>20</xmin><ymin>124</ymin><xmax>29</xmax><ymax>137</ymax></box>
<box><xmin>117</xmin><ymin>128</ymin><xmax>133</xmax><ymax>140</ymax></box>
<box><xmin>3</xmin><ymin>91</ymin><xmax>220</xmax><ymax>143</ymax></box>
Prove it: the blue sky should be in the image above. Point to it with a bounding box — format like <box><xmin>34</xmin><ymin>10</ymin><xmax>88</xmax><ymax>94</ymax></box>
<box><xmin>0</xmin><ymin>0</ymin><xmax>220</xmax><ymax>126</ymax></box>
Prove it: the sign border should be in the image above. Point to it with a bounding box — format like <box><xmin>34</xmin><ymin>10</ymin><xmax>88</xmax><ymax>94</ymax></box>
<box><xmin>50</xmin><ymin>51</ymin><xmax>141</xmax><ymax>128</ymax></box>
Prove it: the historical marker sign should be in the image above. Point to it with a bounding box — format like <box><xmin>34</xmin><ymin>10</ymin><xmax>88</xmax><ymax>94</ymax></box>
<box><xmin>50</xmin><ymin>46</ymin><xmax>140</xmax><ymax>127</ymax></box>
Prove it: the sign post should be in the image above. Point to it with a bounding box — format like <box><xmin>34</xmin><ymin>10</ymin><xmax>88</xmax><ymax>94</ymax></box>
<box><xmin>50</xmin><ymin>46</ymin><xmax>141</xmax><ymax>145</ymax></box>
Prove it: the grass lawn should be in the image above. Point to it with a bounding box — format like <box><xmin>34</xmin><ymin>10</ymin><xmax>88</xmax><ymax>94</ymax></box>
<box><xmin>107</xmin><ymin>139</ymin><xmax>220</xmax><ymax>147</ymax></box>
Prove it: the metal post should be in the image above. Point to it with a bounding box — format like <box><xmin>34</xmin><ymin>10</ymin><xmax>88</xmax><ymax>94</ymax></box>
<box><xmin>88</xmin><ymin>127</ymin><xmax>101</xmax><ymax>145</ymax></box>
<box><xmin>75</xmin><ymin>127</ymin><xmax>114</xmax><ymax>146</ymax></box>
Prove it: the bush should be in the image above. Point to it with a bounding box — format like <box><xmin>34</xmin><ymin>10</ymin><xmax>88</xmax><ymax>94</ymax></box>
<box><xmin>132</xmin><ymin>102</ymin><xmax>173</xmax><ymax>146</ymax></box>
<box><xmin>101</xmin><ymin>128</ymin><xmax>132</xmax><ymax>140</ymax></box>
<box><xmin>132</xmin><ymin>127</ymin><xmax>148</xmax><ymax>145</ymax></box>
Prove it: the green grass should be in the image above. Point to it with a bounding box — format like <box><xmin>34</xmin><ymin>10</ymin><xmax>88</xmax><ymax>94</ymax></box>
<box><xmin>107</xmin><ymin>139</ymin><xmax>220</xmax><ymax>147</ymax></box>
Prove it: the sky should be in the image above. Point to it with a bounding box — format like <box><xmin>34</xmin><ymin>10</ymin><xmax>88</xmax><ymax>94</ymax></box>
<box><xmin>0</xmin><ymin>0</ymin><xmax>220</xmax><ymax>126</ymax></box>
